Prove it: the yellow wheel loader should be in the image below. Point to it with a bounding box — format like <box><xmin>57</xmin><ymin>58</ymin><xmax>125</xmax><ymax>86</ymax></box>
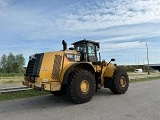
<box><xmin>23</xmin><ymin>39</ymin><xmax>129</xmax><ymax>103</ymax></box>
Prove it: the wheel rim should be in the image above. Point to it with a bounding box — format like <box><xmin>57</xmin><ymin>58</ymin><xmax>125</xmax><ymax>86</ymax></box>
<box><xmin>80</xmin><ymin>80</ymin><xmax>89</xmax><ymax>94</ymax></box>
<box><xmin>120</xmin><ymin>76</ymin><xmax>126</xmax><ymax>87</ymax></box>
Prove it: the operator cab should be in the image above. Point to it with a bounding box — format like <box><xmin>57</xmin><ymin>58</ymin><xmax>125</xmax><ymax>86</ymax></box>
<box><xmin>72</xmin><ymin>39</ymin><xmax>100</xmax><ymax>62</ymax></box>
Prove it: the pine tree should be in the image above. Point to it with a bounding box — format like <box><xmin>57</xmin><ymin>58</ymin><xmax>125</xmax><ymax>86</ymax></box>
<box><xmin>0</xmin><ymin>54</ymin><xmax>7</xmax><ymax>73</ymax></box>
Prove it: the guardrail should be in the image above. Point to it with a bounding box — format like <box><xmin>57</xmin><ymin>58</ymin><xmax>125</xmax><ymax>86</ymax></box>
<box><xmin>0</xmin><ymin>86</ymin><xmax>32</xmax><ymax>94</ymax></box>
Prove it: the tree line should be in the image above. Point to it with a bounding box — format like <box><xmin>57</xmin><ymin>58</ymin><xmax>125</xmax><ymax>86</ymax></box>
<box><xmin>0</xmin><ymin>53</ymin><xmax>25</xmax><ymax>74</ymax></box>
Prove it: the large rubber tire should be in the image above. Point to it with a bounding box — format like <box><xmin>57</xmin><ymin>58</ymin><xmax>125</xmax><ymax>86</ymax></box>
<box><xmin>110</xmin><ymin>68</ymin><xmax>129</xmax><ymax>94</ymax></box>
<box><xmin>66</xmin><ymin>69</ymin><xmax>95</xmax><ymax>104</ymax></box>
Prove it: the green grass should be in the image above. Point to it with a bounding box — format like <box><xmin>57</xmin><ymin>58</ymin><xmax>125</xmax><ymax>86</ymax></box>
<box><xmin>0</xmin><ymin>73</ymin><xmax>24</xmax><ymax>77</ymax></box>
<box><xmin>0</xmin><ymin>90</ymin><xmax>50</xmax><ymax>102</ymax></box>
<box><xmin>0</xmin><ymin>76</ymin><xmax>23</xmax><ymax>84</ymax></box>
<box><xmin>130</xmin><ymin>76</ymin><xmax>160</xmax><ymax>83</ymax></box>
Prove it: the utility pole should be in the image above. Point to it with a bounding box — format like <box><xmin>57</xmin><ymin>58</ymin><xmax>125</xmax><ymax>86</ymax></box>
<box><xmin>139</xmin><ymin>41</ymin><xmax>150</xmax><ymax>75</ymax></box>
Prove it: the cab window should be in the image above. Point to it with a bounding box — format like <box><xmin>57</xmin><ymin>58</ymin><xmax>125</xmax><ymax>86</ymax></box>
<box><xmin>88</xmin><ymin>44</ymin><xmax>95</xmax><ymax>56</ymax></box>
<box><xmin>75</xmin><ymin>44</ymin><xmax>86</xmax><ymax>53</ymax></box>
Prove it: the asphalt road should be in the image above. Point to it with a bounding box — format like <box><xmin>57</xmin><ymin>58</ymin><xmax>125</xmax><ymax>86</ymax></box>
<box><xmin>0</xmin><ymin>79</ymin><xmax>160</xmax><ymax>120</ymax></box>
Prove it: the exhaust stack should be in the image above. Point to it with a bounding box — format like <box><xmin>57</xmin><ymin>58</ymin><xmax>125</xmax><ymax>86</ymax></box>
<box><xmin>62</xmin><ymin>40</ymin><xmax>67</xmax><ymax>51</ymax></box>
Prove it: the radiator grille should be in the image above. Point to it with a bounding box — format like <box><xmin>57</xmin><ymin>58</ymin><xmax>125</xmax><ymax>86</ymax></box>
<box><xmin>52</xmin><ymin>55</ymin><xmax>62</xmax><ymax>80</ymax></box>
<box><xmin>25</xmin><ymin>53</ymin><xmax>44</xmax><ymax>82</ymax></box>
<box><xmin>26</xmin><ymin>59</ymin><xmax>36</xmax><ymax>75</ymax></box>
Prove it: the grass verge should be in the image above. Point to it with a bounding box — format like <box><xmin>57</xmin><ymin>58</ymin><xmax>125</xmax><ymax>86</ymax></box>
<box><xmin>130</xmin><ymin>76</ymin><xmax>160</xmax><ymax>83</ymax></box>
<box><xmin>0</xmin><ymin>90</ymin><xmax>50</xmax><ymax>102</ymax></box>
<box><xmin>0</xmin><ymin>76</ymin><xmax>23</xmax><ymax>84</ymax></box>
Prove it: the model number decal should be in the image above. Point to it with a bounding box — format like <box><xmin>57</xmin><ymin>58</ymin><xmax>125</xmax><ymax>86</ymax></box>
<box><xmin>66</xmin><ymin>54</ymin><xmax>74</xmax><ymax>59</ymax></box>
<box><xmin>66</xmin><ymin>54</ymin><xmax>80</xmax><ymax>61</ymax></box>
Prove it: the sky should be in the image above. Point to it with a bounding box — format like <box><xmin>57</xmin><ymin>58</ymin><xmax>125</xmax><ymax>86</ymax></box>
<box><xmin>0</xmin><ymin>0</ymin><xmax>160</xmax><ymax>65</ymax></box>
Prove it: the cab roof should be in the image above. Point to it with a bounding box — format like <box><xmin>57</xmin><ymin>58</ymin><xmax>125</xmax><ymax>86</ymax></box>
<box><xmin>72</xmin><ymin>39</ymin><xmax>100</xmax><ymax>48</ymax></box>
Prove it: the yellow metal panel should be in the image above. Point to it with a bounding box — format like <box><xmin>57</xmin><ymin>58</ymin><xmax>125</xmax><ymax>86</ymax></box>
<box><xmin>50</xmin><ymin>82</ymin><xmax>61</xmax><ymax>91</ymax></box>
<box><xmin>59</xmin><ymin>62</ymin><xmax>74</xmax><ymax>83</ymax></box>
<box><xmin>43</xmin><ymin>83</ymin><xmax>50</xmax><ymax>91</ymax></box>
<box><xmin>43</xmin><ymin>82</ymin><xmax>61</xmax><ymax>91</ymax></box>
<box><xmin>101</xmin><ymin>63</ymin><xmax>116</xmax><ymax>86</ymax></box>
<box><xmin>36</xmin><ymin>51</ymin><xmax>64</xmax><ymax>85</ymax></box>
<box><xmin>103</xmin><ymin>64</ymin><xmax>116</xmax><ymax>77</ymax></box>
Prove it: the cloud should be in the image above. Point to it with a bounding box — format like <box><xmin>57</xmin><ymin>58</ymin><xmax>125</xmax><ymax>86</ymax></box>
<box><xmin>0</xmin><ymin>0</ymin><xmax>160</xmax><ymax>65</ymax></box>
<box><xmin>51</xmin><ymin>0</ymin><xmax>160</xmax><ymax>32</ymax></box>
<box><xmin>0</xmin><ymin>0</ymin><xmax>8</xmax><ymax>11</ymax></box>
<box><xmin>1</xmin><ymin>0</ymin><xmax>160</xmax><ymax>41</ymax></box>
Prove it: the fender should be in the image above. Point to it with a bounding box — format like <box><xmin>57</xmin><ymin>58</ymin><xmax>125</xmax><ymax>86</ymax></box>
<box><xmin>62</xmin><ymin>62</ymin><xmax>95</xmax><ymax>84</ymax></box>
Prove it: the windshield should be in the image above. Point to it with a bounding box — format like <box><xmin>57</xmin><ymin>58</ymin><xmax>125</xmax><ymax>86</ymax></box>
<box><xmin>75</xmin><ymin>44</ymin><xmax>86</xmax><ymax>53</ymax></box>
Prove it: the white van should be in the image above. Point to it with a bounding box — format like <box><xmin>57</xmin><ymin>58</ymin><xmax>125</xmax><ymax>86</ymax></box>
<box><xmin>134</xmin><ymin>69</ymin><xmax>143</xmax><ymax>73</ymax></box>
